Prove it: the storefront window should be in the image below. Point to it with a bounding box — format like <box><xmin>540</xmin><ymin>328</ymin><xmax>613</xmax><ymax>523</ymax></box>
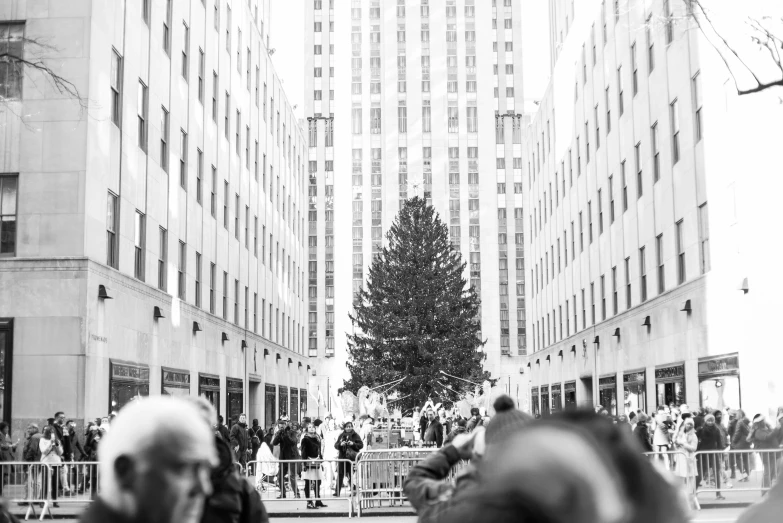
<box><xmin>551</xmin><ymin>383</ymin><xmax>562</xmax><ymax>413</ymax></box>
<box><xmin>300</xmin><ymin>388</ymin><xmax>308</xmax><ymax>419</ymax></box>
<box><xmin>598</xmin><ymin>376</ymin><xmax>617</xmax><ymax>416</ymax></box>
<box><xmin>291</xmin><ymin>388</ymin><xmax>299</xmax><ymax>422</ymax></box>
<box><xmin>265</xmin><ymin>384</ymin><xmax>276</xmax><ymax>428</ymax></box>
<box><xmin>226</xmin><ymin>378</ymin><xmax>244</xmax><ymax>425</ymax></box>
<box><xmin>564</xmin><ymin>382</ymin><xmax>577</xmax><ymax>410</ymax></box>
<box><xmin>698</xmin><ymin>355</ymin><xmax>741</xmax><ymax>411</ymax></box>
<box><xmin>540</xmin><ymin>385</ymin><xmax>550</xmax><ymax>416</ymax></box>
<box><xmin>623</xmin><ymin>371</ymin><xmax>646</xmax><ymax>414</ymax></box>
<box><xmin>0</xmin><ymin>319</ymin><xmax>12</xmax><ymax>424</ymax></box>
<box><xmin>199</xmin><ymin>374</ymin><xmax>221</xmax><ymax>418</ymax></box>
<box><xmin>655</xmin><ymin>364</ymin><xmax>685</xmax><ymax>408</ymax></box>
<box><xmin>110</xmin><ymin>361</ymin><xmax>150</xmax><ymax>415</ymax></box>
<box><xmin>531</xmin><ymin>387</ymin><xmax>540</xmax><ymax>417</ymax></box>
<box><xmin>162</xmin><ymin>368</ymin><xmax>190</xmax><ymax>396</ymax></box>
<box><xmin>279</xmin><ymin>386</ymin><xmax>289</xmax><ymax>418</ymax></box>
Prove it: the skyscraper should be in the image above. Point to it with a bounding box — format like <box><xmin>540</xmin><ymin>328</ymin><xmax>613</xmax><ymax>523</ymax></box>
<box><xmin>305</xmin><ymin>0</ymin><xmax>528</xmax><ymax>403</ymax></box>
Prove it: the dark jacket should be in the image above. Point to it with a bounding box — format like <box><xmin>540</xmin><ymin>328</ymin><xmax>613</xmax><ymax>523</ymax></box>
<box><xmin>271</xmin><ymin>428</ymin><xmax>300</xmax><ymax>460</ymax></box>
<box><xmin>696</xmin><ymin>424</ymin><xmax>723</xmax><ymax>451</ymax></box>
<box><xmin>633</xmin><ymin>424</ymin><xmax>653</xmax><ymax>452</ymax></box>
<box><xmin>749</xmin><ymin>421</ymin><xmax>779</xmax><ymax>450</ymax></box>
<box><xmin>201</xmin><ymin>435</ymin><xmax>268</xmax><ymax>523</ymax></box>
<box><xmin>230</xmin><ymin>423</ymin><xmax>250</xmax><ymax>459</ymax></box>
<box><xmin>218</xmin><ymin>424</ymin><xmax>231</xmax><ymax>443</ymax></box>
<box><xmin>249</xmin><ymin>425</ymin><xmax>263</xmax><ymax>454</ymax></box>
<box><xmin>732</xmin><ymin>418</ymin><xmax>752</xmax><ymax>449</ymax></box>
<box><xmin>403</xmin><ymin>444</ymin><xmax>481</xmax><ymax>523</ymax></box>
<box><xmin>300</xmin><ymin>434</ymin><xmax>322</xmax><ymax>460</ymax></box>
<box><xmin>23</xmin><ymin>432</ymin><xmax>42</xmax><ymax>462</ymax></box>
<box><xmin>84</xmin><ymin>430</ymin><xmax>103</xmax><ymax>461</ymax></box>
<box><xmin>69</xmin><ymin>431</ymin><xmax>87</xmax><ymax>461</ymax></box>
<box><xmin>419</xmin><ymin>415</ymin><xmax>428</xmax><ymax>440</ymax></box>
<box><xmin>334</xmin><ymin>430</ymin><xmax>363</xmax><ymax>460</ymax></box>
<box><xmin>423</xmin><ymin>419</ymin><xmax>444</xmax><ymax>448</ymax></box>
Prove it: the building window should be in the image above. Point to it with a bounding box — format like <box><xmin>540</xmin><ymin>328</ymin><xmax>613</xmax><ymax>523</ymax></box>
<box><xmin>134</xmin><ymin>211</ymin><xmax>145</xmax><ymax>280</ymax></box>
<box><xmin>198</xmin><ymin>48</ymin><xmax>204</xmax><ymax>102</ymax></box>
<box><xmin>210</xmin><ymin>166</ymin><xmax>217</xmax><ymax>217</ymax></box>
<box><xmin>137</xmin><ymin>81</ymin><xmax>148</xmax><ymax>151</ymax></box>
<box><xmin>234</xmin><ymin>194</ymin><xmax>239</xmax><ymax>239</ymax></box>
<box><xmin>635</xmin><ymin>143</ymin><xmax>643</xmax><ymax>198</ymax></box>
<box><xmin>223</xmin><ymin>181</ymin><xmax>229</xmax><ymax>229</ymax></box>
<box><xmin>676</xmin><ymin>220</ymin><xmax>685</xmax><ymax>284</ymax></box>
<box><xmin>253</xmin><ymin>292</ymin><xmax>258</xmax><ymax>333</ymax></box>
<box><xmin>222</xmin><ymin>271</ymin><xmax>228</xmax><ymax>319</ymax></box>
<box><xmin>212</xmin><ymin>72</ymin><xmax>218</xmax><ymax>121</ymax></box>
<box><xmin>195</xmin><ymin>252</ymin><xmax>201</xmax><ymax>308</ymax></box>
<box><xmin>693</xmin><ymin>72</ymin><xmax>703</xmax><ymax>142</ymax></box>
<box><xmin>163</xmin><ymin>0</ymin><xmax>172</xmax><ymax>54</ymax></box>
<box><xmin>698</xmin><ymin>203</ymin><xmax>710</xmax><ymax>274</ymax></box>
<box><xmin>631</xmin><ymin>42</ymin><xmax>638</xmax><ymax>95</ymax></box>
<box><xmin>160</xmin><ymin>107</ymin><xmax>169</xmax><ymax>171</ymax></box>
<box><xmin>196</xmin><ymin>149</ymin><xmax>203</xmax><ymax>203</ymax></box>
<box><xmin>467</xmin><ymin>107</ymin><xmax>477</xmax><ymax>132</ymax></box>
<box><xmin>652</xmin><ymin>123</ymin><xmax>660</xmax><ymax>182</ymax></box>
<box><xmin>598</xmin><ymin>190</ymin><xmax>603</xmax><ymax>234</ymax></box>
<box><xmin>0</xmin><ymin>175</ymin><xmax>18</xmax><ymax>256</ymax></box>
<box><xmin>181</xmin><ymin>22</ymin><xmax>189</xmax><ymax>79</ymax></box>
<box><xmin>158</xmin><ymin>227</ymin><xmax>167</xmax><ymax>291</ymax></box>
<box><xmin>178</xmin><ymin>241</ymin><xmax>186</xmax><ymax>300</ymax></box>
<box><xmin>621</xmin><ymin>161</ymin><xmax>628</xmax><ymax>212</ymax></box>
<box><xmin>110</xmin><ymin>362</ymin><xmax>150</xmax><ymax>415</ymax></box>
<box><xmin>106</xmin><ymin>192</ymin><xmax>119</xmax><ymax>268</ymax></box>
<box><xmin>398</xmin><ymin>105</ymin><xmax>407</xmax><ymax>133</ymax></box>
<box><xmin>640</xmin><ymin>246</ymin><xmax>647</xmax><ymax>302</ymax></box>
<box><xmin>609</xmin><ymin>176</ymin><xmax>615</xmax><ymax>223</ymax></box>
<box><xmin>624</xmin><ymin>257</ymin><xmax>631</xmax><ymax>309</ymax></box>
<box><xmin>656</xmin><ymin>234</ymin><xmax>665</xmax><ymax>294</ymax></box>
<box><xmin>670</xmin><ymin>99</ymin><xmax>680</xmax><ymax>164</ymax></box>
<box><xmin>647</xmin><ymin>19</ymin><xmax>655</xmax><ymax>73</ymax></box>
<box><xmin>179</xmin><ymin>130</ymin><xmax>188</xmax><ymax>188</ymax></box>
<box><xmin>110</xmin><ymin>50</ymin><xmax>123</xmax><ymax>125</ymax></box>
<box><xmin>600</xmin><ymin>276</ymin><xmax>606</xmax><ymax>321</ymax></box>
<box><xmin>612</xmin><ymin>266</ymin><xmax>618</xmax><ymax>315</ymax></box>
<box><xmin>209</xmin><ymin>262</ymin><xmax>216</xmax><ymax>313</ymax></box>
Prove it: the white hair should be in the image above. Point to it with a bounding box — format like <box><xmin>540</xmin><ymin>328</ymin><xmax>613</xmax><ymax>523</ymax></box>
<box><xmin>98</xmin><ymin>396</ymin><xmax>217</xmax><ymax>500</ymax></box>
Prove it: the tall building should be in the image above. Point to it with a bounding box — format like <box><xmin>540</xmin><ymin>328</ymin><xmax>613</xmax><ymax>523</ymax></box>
<box><xmin>0</xmin><ymin>0</ymin><xmax>309</xmax><ymax>433</ymax></box>
<box><xmin>304</xmin><ymin>0</ymin><xmax>529</xmax><ymax>405</ymax></box>
<box><xmin>523</xmin><ymin>0</ymin><xmax>783</xmax><ymax>418</ymax></box>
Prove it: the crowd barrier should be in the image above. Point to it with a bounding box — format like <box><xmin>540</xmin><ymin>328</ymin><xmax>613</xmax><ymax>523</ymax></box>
<box><xmin>245</xmin><ymin>458</ymin><xmax>356</xmax><ymax>517</ymax></box>
<box><xmin>644</xmin><ymin>449</ymin><xmax>783</xmax><ymax>509</ymax></box>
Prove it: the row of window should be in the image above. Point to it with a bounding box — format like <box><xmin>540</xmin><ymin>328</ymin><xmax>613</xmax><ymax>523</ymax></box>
<box><xmin>531</xmin><ymin>209</ymin><xmax>711</xmax><ymax>353</ymax></box>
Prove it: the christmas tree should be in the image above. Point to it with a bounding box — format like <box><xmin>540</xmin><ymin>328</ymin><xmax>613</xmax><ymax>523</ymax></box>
<box><xmin>344</xmin><ymin>197</ymin><xmax>490</xmax><ymax>412</ymax></box>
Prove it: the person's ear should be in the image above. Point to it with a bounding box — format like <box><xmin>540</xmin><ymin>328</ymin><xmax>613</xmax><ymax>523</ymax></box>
<box><xmin>114</xmin><ymin>455</ymin><xmax>137</xmax><ymax>490</ymax></box>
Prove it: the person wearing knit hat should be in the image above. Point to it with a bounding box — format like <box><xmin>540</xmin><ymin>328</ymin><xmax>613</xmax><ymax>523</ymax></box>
<box><xmin>749</xmin><ymin>413</ymin><xmax>779</xmax><ymax>489</ymax></box>
<box><xmin>484</xmin><ymin>395</ymin><xmax>533</xmax><ymax>446</ymax></box>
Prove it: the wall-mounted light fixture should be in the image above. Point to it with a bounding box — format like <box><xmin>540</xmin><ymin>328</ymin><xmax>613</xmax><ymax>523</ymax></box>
<box><xmin>241</xmin><ymin>340</ymin><xmax>248</xmax><ymax>349</ymax></box>
<box><xmin>287</xmin><ymin>357</ymin><xmax>293</xmax><ymax>366</ymax></box>
<box><xmin>642</xmin><ymin>316</ymin><xmax>652</xmax><ymax>328</ymax></box>
<box><xmin>192</xmin><ymin>322</ymin><xmax>202</xmax><ymax>332</ymax></box>
<box><xmin>221</xmin><ymin>332</ymin><xmax>229</xmax><ymax>342</ymax></box>
<box><xmin>264</xmin><ymin>348</ymin><xmax>270</xmax><ymax>357</ymax></box>
<box><xmin>275</xmin><ymin>353</ymin><xmax>281</xmax><ymax>363</ymax></box>
<box><xmin>740</xmin><ymin>277</ymin><xmax>749</xmax><ymax>294</ymax></box>
<box><xmin>680</xmin><ymin>299</ymin><xmax>692</xmax><ymax>313</ymax></box>
<box><xmin>613</xmin><ymin>328</ymin><xmax>621</xmax><ymax>338</ymax></box>
<box><xmin>98</xmin><ymin>285</ymin><xmax>112</xmax><ymax>300</ymax></box>
<box><xmin>593</xmin><ymin>336</ymin><xmax>600</xmax><ymax>345</ymax></box>
<box><xmin>298</xmin><ymin>362</ymin><xmax>302</xmax><ymax>369</ymax></box>
<box><xmin>153</xmin><ymin>306</ymin><xmax>165</xmax><ymax>319</ymax></box>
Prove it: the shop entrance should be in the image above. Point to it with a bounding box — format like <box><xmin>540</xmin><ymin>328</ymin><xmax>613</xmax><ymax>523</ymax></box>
<box><xmin>541</xmin><ymin>385</ymin><xmax>550</xmax><ymax>416</ymax></box>
<box><xmin>531</xmin><ymin>387</ymin><xmax>540</xmax><ymax>417</ymax></box>
<box><xmin>564</xmin><ymin>382</ymin><xmax>577</xmax><ymax>410</ymax></box>
<box><xmin>623</xmin><ymin>371</ymin><xmax>646</xmax><ymax>415</ymax></box>
<box><xmin>598</xmin><ymin>376</ymin><xmax>618</xmax><ymax>416</ymax></box>
<box><xmin>551</xmin><ymin>383</ymin><xmax>562</xmax><ymax>413</ymax></box>
<box><xmin>655</xmin><ymin>364</ymin><xmax>685</xmax><ymax>408</ymax></box>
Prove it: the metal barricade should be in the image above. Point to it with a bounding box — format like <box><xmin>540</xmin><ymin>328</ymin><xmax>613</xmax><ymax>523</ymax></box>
<box><xmin>0</xmin><ymin>461</ymin><xmax>66</xmax><ymax>521</ymax></box>
<box><xmin>693</xmin><ymin>449</ymin><xmax>783</xmax><ymax>502</ymax></box>
<box><xmin>355</xmin><ymin>449</ymin><xmax>469</xmax><ymax>517</ymax></box>
<box><xmin>245</xmin><ymin>459</ymin><xmax>355</xmax><ymax>517</ymax></box>
<box><xmin>643</xmin><ymin>450</ymin><xmax>699</xmax><ymax>510</ymax></box>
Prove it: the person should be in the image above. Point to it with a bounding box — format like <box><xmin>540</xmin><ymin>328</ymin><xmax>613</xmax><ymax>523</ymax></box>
<box><xmin>334</xmin><ymin>421</ymin><xmax>363</xmax><ymax>497</ymax></box>
<box><xmin>300</xmin><ymin>423</ymin><xmax>326</xmax><ymax>509</ymax></box>
<box><xmin>216</xmin><ymin>416</ymin><xmax>230</xmax><ymax>443</ymax></box>
<box><xmin>82</xmin><ymin>422</ymin><xmax>102</xmax><ymax>498</ymax></box>
<box><xmin>444</xmin><ymin>418</ymin><xmax>467</xmax><ymax>445</ymax></box>
<box><xmin>437</xmin><ymin>409</ymin><xmax>451</xmax><ymax>436</ymax></box>
<box><xmin>697</xmin><ymin>414</ymin><xmax>725</xmax><ymax>500</ymax></box>
<box><xmin>358</xmin><ymin>415</ymin><xmax>374</xmax><ymax>450</ymax></box>
<box><xmin>0</xmin><ymin>422</ymin><xmax>19</xmax><ymax>489</ymax></box>
<box><xmin>653</xmin><ymin>406</ymin><xmax>674</xmax><ymax>468</ymax></box>
<box><xmin>321</xmin><ymin>418</ymin><xmax>340</xmax><ymax>494</ymax></box>
<box><xmin>714</xmin><ymin>410</ymin><xmax>733</xmax><ymax>489</ymax></box>
<box><xmin>52</xmin><ymin>413</ymin><xmax>73</xmax><ymax>496</ymax></box>
<box><xmin>249</xmin><ymin>419</ymin><xmax>263</xmax><ymax>476</ymax></box>
<box><xmin>418</xmin><ymin>409</ymin><xmax>428</xmax><ymax>441</ymax></box>
<box><xmin>422</xmin><ymin>409</ymin><xmax>443</xmax><ymax>448</ymax></box>
<box><xmin>673</xmin><ymin>418</ymin><xmax>699</xmax><ymax>508</ymax></box>
<box><xmin>229</xmin><ymin>414</ymin><xmax>250</xmax><ymax>473</ymax></box>
<box><xmin>736</xmin><ymin>457</ymin><xmax>783</xmax><ymax>523</ymax></box>
<box><xmin>79</xmin><ymin>396</ymin><xmax>218</xmax><ymax>523</ymax></box>
<box><xmin>748</xmin><ymin>413</ymin><xmax>779</xmax><ymax>490</ymax></box>
<box><xmin>403</xmin><ymin>395</ymin><xmax>533</xmax><ymax>523</ymax></box>
<box><xmin>270</xmin><ymin>420</ymin><xmax>300</xmax><ymax>499</ymax></box>
<box><xmin>254</xmin><ymin>429</ymin><xmax>278</xmax><ymax>492</ymax></box>
<box><xmin>19</xmin><ymin>423</ymin><xmax>42</xmax><ymax>505</ymax></box>
<box><xmin>633</xmin><ymin>413</ymin><xmax>653</xmax><ymax>452</ymax></box>
<box><xmin>39</xmin><ymin>426</ymin><xmax>62</xmax><ymax>508</ymax></box>
<box><xmin>466</xmin><ymin>408</ymin><xmax>483</xmax><ymax>433</ymax></box>
<box><xmin>731</xmin><ymin>408</ymin><xmax>752</xmax><ymax>482</ymax></box>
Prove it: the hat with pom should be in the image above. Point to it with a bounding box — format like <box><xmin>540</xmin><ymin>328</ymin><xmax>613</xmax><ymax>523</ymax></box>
<box><xmin>485</xmin><ymin>395</ymin><xmax>534</xmax><ymax>445</ymax></box>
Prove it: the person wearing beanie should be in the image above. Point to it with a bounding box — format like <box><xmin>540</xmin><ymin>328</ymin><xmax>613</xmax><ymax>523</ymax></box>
<box><xmin>633</xmin><ymin>413</ymin><xmax>653</xmax><ymax>452</ymax></box>
<box><xmin>748</xmin><ymin>413</ymin><xmax>779</xmax><ymax>489</ymax></box>
<box><xmin>483</xmin><ymin>395</ymin><xmax>533</xmax><ymax>446</ymax></box>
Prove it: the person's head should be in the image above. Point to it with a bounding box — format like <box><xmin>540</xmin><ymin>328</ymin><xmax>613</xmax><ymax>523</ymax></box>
<box><xmin>306</xmin><ymin>423</ymin><xmax>316</xmax><ymax>435</ymax></box>
<box><xmin>183</xmin><ymin>396</ymin><xmax>218</xmax><ymax>429</ymax></box>
<box><xmin>314</xmin><ymin>419</ymin><xmax>323</xmax><ymax>429</ymax></box>
<box><xmin>252</xmin><ymin>418</ymin><xmax>259</xmax><ymax>427</ymax></box>
<box><xmin>628</xmin><ymin>411</ymin><xmax>636</xmax><ymax>422</ymax></box>
<box><xmin>46</xmin><ymin>417</ymin><xmax>55</xmax><ymax>427</ymax></box>
<box><xmin>426</xmin><ymin>409</ymin><xmax>435</xmax><ymax>421</ymax></box>
<box><xmin>618</xmin><ymin>414</ymin><xmax>628</xmax><ymax>424</ymax></box>
<box><xmin>343</xmin><ymin>421</ymin><xmax>354</xmax><ymax>433</ymax></box>
<box><xmin>636</xmin><ymin>413</ymin><xmax>649</xmax><ymax>425</ymax></box>
<box><xmin>66</xmin><ymin>419</ymin><xmax>76</xmax><ymax>430</ymax></box>
<box><xmin>42</xmin><ymin>426</ymin><xmax>54</xmax><ymax>440</ymax></box>
<box><xmin>656</xmin><ymin>405</ymin><xmax>665</xmax><ymax>413</ymax></box>
<box><xmin>683</xmin><ymin>418</ymin><xmax>695</xmax><ymax>432</ymax></box>
<box><xmin>484</xmin><ymin>395</ymin><xmax>534</xmax><ymax>446</ymax></box>
<box><xmin>101</xmin><ymin>416</ymin><xmax>110</xmax><ymax>427</ymax></box>
<box><xmin>277</xmin><ymin>419</ymin><xmax>287</xmax><ymax>431</ymax></box>
<box><xmin>680</xmin><ymin>412</ymin><xmax>692</xmax><ymax>422</ymax></box>
<box><xmin>217</xmin><ymin>415</ymin><xmax>224</xmax><ymax>425</ymax></box>
<box><xmin>599</xmin><ymin>408</ymin><xmax>609</xmax><ymax>416</ymax></box>
<box><xmin>26</xmin><ymin>423</ymin><xmax>39</xmax><ymax>437</ymax></box>
<box><xmin>238</xmin><ymin>413</ymin><xmax>247</xmax><ymax>425</ymax></box>
<box><xmin>470</xmin><ymin>407</ymin><xmax>480</xmax><ymax>418</ymax></box>
<box><xmin>704</xmin><ymin>414</ymin><xmax>716</xmax><ymax>426</ymax></box>
<box><xmin>457</xmin><ymin>418</ymin><xmax>467</xmax><ymax>429</ymax></box>
<box><xmin>98</xmin><ymin>396</ymin><xmax>218</xmax><ymax>523</ymax></box>
<box><xmin>303</xmin><ymin>417</ymin><xmax>311</xmax><ymax>424</ymax></box>
<box><xmin>0</xmin><ymin>422</ymin><xmax>8</xmax><ymax>436</ymax></box>
<box><xmin>713</xmin><ymin>410</ymin><xmax>723</xmax><ymax>423</ymax></box>
<box><xmin>54</xmin><ymin>411</ymin><xmax>66</xmax><ymax>426</ymax></box>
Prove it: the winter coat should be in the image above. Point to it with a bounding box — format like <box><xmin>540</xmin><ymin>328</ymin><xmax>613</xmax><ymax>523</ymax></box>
<box><xmin>300</xmin><ymin>434</ymin><xmax>322</xmax><ymax>460</ymax></box>
<box><xmin>696</xmin><ymin>424</ymin><xmax>722</xmax><ymax>451</ymax></box>
<box><xmin>218</xmin><ymin>424</ymin><xmax>230</xmax><ymax>443</ymax></box>
<box><xmin>423</xmin><ymin>419</ymin><xmax>444</xmax><ymax>447</ymax></box>
<box><xmin>84</xmin><ymin>430</ymin><xmax>102</xmax><ymax>461</ymax></box>
<box><xmin>0</xmin><ymin>434</ymin><xmax>15</xmax><ymax>462</ymax></box>
<box><xmin>403</xmin><ymin>444</ymin><xmax>481</xmax><ymax>523</ymax></box>
<box><xmin>633</xmin><ymin>424</ymin><xmax>653</xmax><ymax>452</ymax></box>
<box><xmin>749</xmin><ymin>421</ymin><xmax>779</xmax><ymax>450</ymax></box>
<box><xmin>673</xmin><ymin>430</ymin><xmax>698</xmax><ymax>479</ymax></box>
<box><xmin>334</xmin><ymin>430</ymin><xmax>363</xmax><ymax>460</ymax></box>
<box><xmin>731</xmin><ymin>418</ymin><xmax>752</xmax><ymax>450</ymax></box>
<box><xmin>230</xmin><ymin>423</ymin><xmax>250</xmax><ymax>459</ymax></box>
<box><xmin>271</xmin><ymin>428</ymin><xmax>300</xmax><ymax>460</ymax></box>
<box><xmin>23</xmin><ymin>432</ymin><xmax>42</xmax><ymax>462</ymax></box>
<box><xmin>249</xmin><ymin>425</ymin><xmax>263</xmax><ymax>455</ymax></box>
<box><xmin>653</xmin><ymin>414</ymin><xmax>673</xmax><ymax>446</ymax></box>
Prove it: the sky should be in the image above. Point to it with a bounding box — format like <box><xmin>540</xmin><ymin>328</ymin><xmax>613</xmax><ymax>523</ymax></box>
<box><xmin>269</xmin><ymin>0</ymin><xmax>305</xmax><ymax>120</ymax></box>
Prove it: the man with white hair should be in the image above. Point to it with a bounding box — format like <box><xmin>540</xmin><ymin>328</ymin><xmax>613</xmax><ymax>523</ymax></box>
<box><xmin>79</xmin><ymin>396</ymin><xmax>218</xmax><ymax>523</ymax></box>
